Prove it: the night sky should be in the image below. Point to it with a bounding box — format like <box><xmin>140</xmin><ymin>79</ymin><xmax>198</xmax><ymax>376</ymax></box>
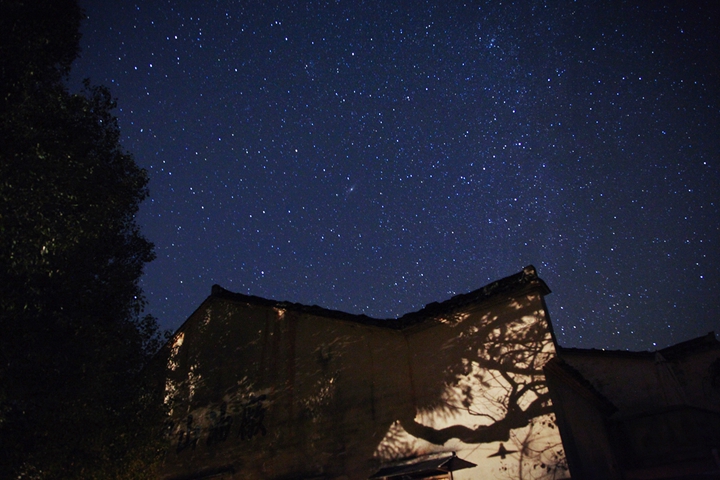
<box><xmin>69</xmin><ymin>0</ymin><xmax>719</xmax><ymax>350</ymax></box>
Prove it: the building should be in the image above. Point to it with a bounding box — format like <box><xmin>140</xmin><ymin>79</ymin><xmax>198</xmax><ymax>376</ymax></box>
<box><xmin>160</xmin><ymin>266</ymin><xmax>569</xmax><ymax>479</ymax></box>
<box><xmin>546</xmin><ymin>332</ymin><xmax>720</xmax><ymax>479</ymax></box>
<box><xmin>157</xmin><ymin>266</ymin><xmax>720</xmax><ymax>479</ymax></box>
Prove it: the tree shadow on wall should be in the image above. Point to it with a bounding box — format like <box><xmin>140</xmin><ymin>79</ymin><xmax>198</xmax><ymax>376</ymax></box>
<box><xmin>379</xmin><ymin>294</ymin><xmax>569</xmax><ymax>478</ymax></box>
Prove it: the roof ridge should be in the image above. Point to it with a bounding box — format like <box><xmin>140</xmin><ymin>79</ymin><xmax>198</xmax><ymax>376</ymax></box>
<box><xmin>208</xmin><ymin>265</ymin><xmax>550</xmax><ymax>330</ymax></box>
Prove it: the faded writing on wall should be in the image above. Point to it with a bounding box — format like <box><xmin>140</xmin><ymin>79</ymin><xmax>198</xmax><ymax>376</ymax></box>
<box><xmin>174</xmin><ymin>393</ymin><xmax>269</xmax><ymax>454</ymax></box>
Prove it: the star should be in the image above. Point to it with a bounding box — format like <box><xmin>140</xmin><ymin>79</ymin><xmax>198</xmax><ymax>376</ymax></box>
<box><xmin>70</xmin><ymin>0</ymin><xmax>720</xmax><ymax>350</ymax></box>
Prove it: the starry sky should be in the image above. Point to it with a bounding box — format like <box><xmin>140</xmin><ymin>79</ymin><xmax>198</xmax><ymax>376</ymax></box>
<box><xmin>69</xmin><ymin>0</ymin><xmax>719</xmax><ymax>350</ymax></box>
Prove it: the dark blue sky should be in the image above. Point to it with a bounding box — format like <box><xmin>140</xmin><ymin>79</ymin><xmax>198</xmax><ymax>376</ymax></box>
<box><xmin>71</xmin><ymin>0</ymin><xmax>719</xmax><ymax>350</ymax></box>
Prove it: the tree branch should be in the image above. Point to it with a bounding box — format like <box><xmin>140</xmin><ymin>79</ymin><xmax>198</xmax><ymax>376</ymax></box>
<box><xmin>399</xmin><ymin>393</ymin><xmax>553</xmax><ymax>445</ymax></box>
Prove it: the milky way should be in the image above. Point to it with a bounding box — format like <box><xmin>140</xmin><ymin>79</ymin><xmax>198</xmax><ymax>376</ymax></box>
<box><xmin>71</xmin><ymin>0</ymin><xmax>720</xmax><ymax>349</ymax></box>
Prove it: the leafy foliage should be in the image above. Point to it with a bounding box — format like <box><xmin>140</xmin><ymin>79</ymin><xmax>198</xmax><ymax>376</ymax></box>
<box><xmin>0</xmin><ymin>1</ymin><xmax>166</xmax><ymax>477</ymax></box>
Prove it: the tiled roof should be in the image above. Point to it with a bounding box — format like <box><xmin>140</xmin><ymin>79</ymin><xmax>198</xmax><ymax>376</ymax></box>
<box><xmin>207</xmin><ymin>265</ymin><xmax>551</xmax><ymax>330</ymax></box>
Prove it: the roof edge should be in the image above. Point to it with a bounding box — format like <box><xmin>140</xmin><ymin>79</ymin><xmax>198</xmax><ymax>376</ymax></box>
<box><xmin>557</xmin><ymin>331</ymin><xmax>719</xmax><ymax>360</ymax></box>
<box><xmin>209</xmin><ymin>265</ymin><xmax>551</xmax><ymax>330</ymax></box>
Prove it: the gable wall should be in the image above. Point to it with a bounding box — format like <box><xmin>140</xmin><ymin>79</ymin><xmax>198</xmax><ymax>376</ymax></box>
<box><xmin>160</xmin><ymin>288</ymin><xmax>566</xmax><ymax>480</ymax></box>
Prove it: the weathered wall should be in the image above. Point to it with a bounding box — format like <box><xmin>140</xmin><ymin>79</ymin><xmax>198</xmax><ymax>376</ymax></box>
<box><xmin>378</xmin><ymin>293</ymin><xmax>567</xmax><ymax>479</ymax></box>
<box><xmin>560</xmin><ymin>337</ymin><xmax>720</xmax><ymax>413</ymax></box>
<box><xmin>666</xmin><ymin>344</ymin><xmax>720</xmax><ymax>410</ymax></box>
<box><xmin>544</xmin><ymin>361</ymin><xmax>623</xmax><ymax>480</ymax></box>
<box><xmin>160</xmin><ymin>282</ymin><xmax>567</xmax><ymax>479</ymax></box>
<box><xmin>552</xmin><ymin>334</ymin><xmax>720</xmax><ymax>478</ymax></box>
<box><xmin>558</xmin><ymin>354</ymin><xmax>662</xmax><ymax>412</ymax></box>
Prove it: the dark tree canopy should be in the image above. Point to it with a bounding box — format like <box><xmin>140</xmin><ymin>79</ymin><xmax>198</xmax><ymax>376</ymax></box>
<box><xmin>1</xmin><ymin>1</ymin><xmax>165</xmax><ymax>478</ymax></box>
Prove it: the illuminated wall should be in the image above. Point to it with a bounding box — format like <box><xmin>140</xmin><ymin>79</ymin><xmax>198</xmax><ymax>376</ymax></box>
<box><xmin>160</xmin><ymin>266</ymin><xmax>569</xmax><ymax>479</ymax></box>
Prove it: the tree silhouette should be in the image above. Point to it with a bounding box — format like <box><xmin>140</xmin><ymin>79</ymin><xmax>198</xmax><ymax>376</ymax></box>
<box><xmin>0</xmin><ymin>1</ymin><xmax>165</xmax><ymax>478</ymax></box>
